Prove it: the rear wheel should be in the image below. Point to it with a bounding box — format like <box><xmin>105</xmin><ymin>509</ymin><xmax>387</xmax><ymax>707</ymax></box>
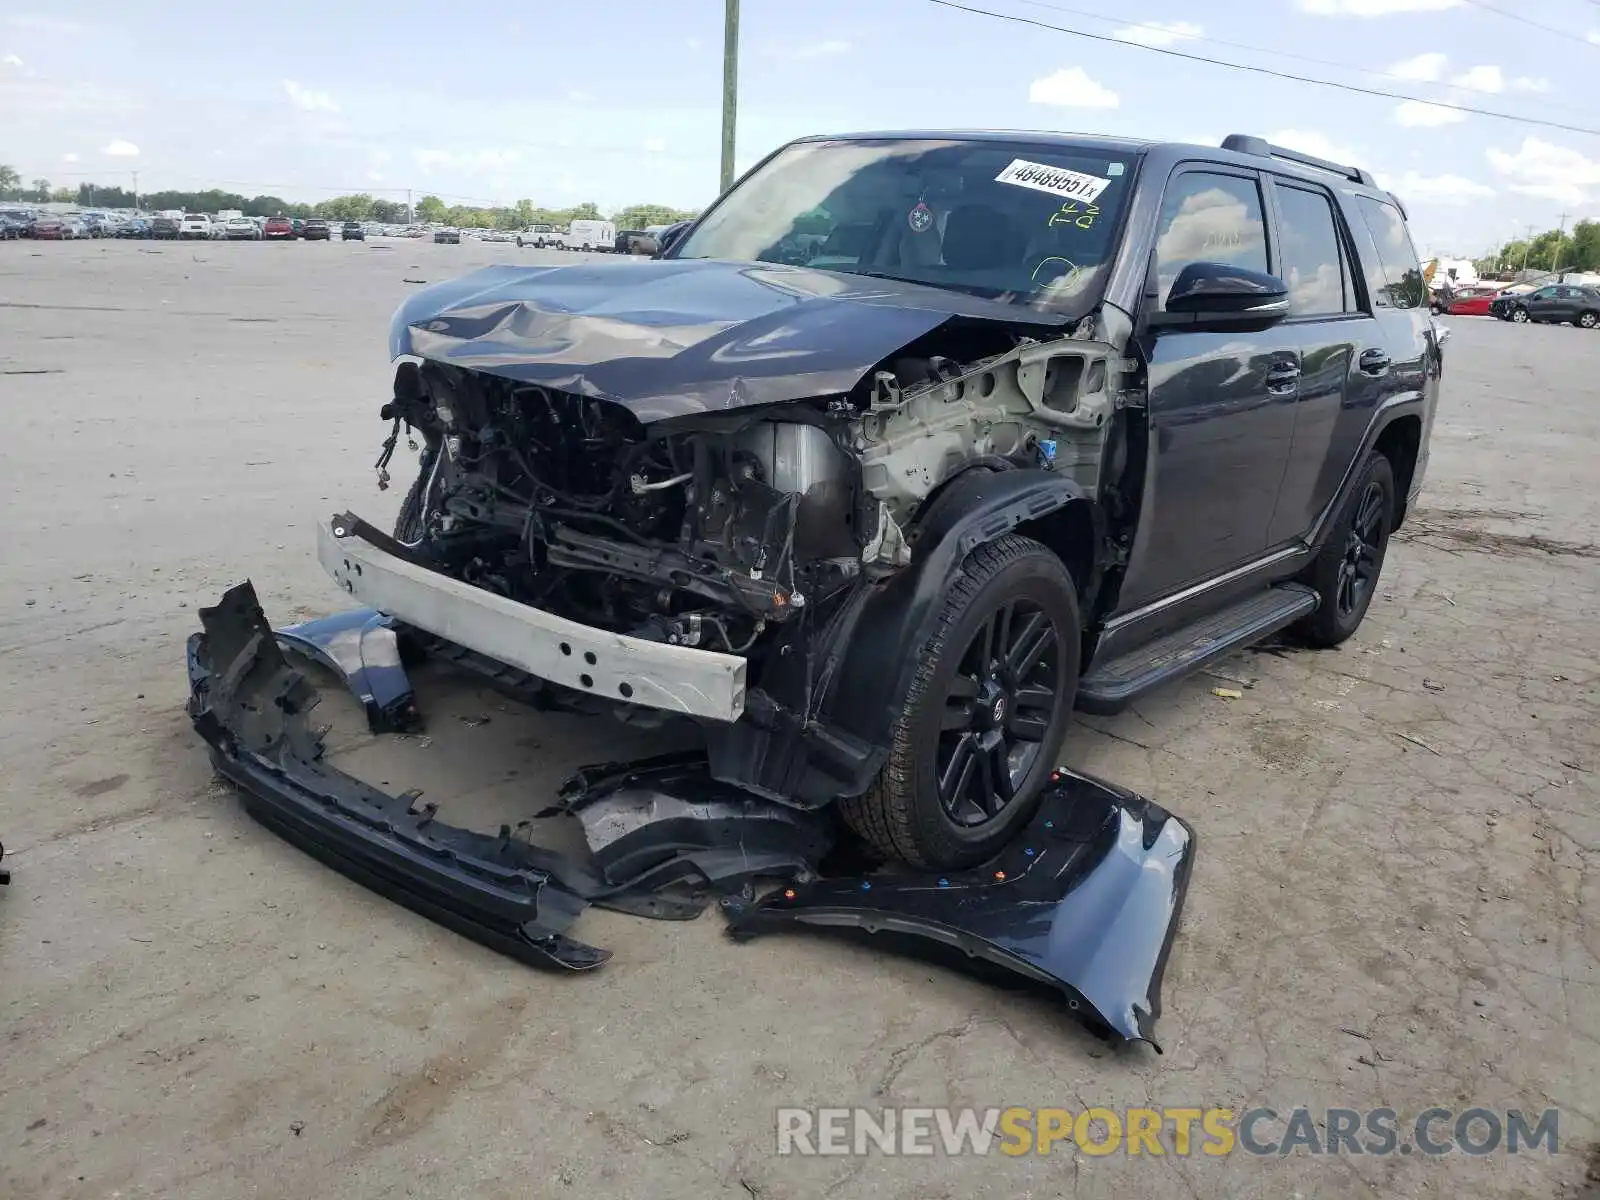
<box><xmin>1294</xmin><ymin>451</ymin><xmax>1395</xmax><ymax>648</ymax></box>
<box><xmin>840</xmin><ymin>534</ymin><xmax>1080</xmax><ymax>870</ymax></box>
<box><xmin>1511</xmin><ymin>306</ymin><xmax>1530</xmax><ymax>323</ymax></box>
<box><xmin>1578</xmin><ymin>310</ymin><xmax>1598</xmax><ymax>329</ymax></box>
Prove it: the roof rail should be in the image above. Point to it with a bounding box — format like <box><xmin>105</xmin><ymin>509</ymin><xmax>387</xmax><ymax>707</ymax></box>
<box><xmin>1220</xmin><ymin>134</ymin><xmax>1377</xmax><ymax>187</ymax></box>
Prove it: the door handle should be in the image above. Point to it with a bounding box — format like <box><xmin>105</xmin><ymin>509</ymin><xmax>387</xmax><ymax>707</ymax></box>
<box><xmin>1264</xmin><ymin>362</ymin><xmax>1301</xmax><ymax>392</ymax></box>
<box><xmin>1358</xmin><ymin>349</ymin><xmax>1391</xmax><ymax>375</ymax></box>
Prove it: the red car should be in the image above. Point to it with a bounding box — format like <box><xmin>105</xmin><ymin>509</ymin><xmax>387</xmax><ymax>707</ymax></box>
<box><xmin>1445</xmin><ymin>286</ymin><xmax>1498</xmax><ymax>317</ymax></box>
<box><xmin>263</xmin><ymin>216</ymin><xmax>296</xmax><ymax>240</ymax></box>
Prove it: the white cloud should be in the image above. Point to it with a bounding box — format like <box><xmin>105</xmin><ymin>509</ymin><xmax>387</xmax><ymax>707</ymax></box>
<box><xmin>1589</xmin><ymin>31</ymin><xmax>1600</xmax><ymax>46</ymax></box>
<box><xmin>1388</xmin><ymin>171</ymin><xmax>1494</xmax><ymax>205</ymax></box>
<box><xmin>1450</xmin><ymin>64</ymin><xmax>1502</xmax><ymax>93</ymax></box>
<box><xmin>1394</xmin><ymin>100</ymin><xmax>1466</xmax><ymax>127</ymax></box>
<box><xmin>1298</xmin><ymin>0</ymin><xmax>1460</xmax><ymax>13</ymax></box>
<box><xmin>101</xmin><ymin>139</ymin><xmax>139</xmax><ymax>156</ymax></box>
<box><xmin>1029</xmin><ymin>67</ymin><xmax>1119</xmax><ymax>109</ymax></box>
<box><xmin>566</xmin><ymin>89</ymin><xmax>594</xmax><ymax>103</ymax></box>
<box><xmin>2</xmin><ymin>53</ymin><xmax>22</xmax><ymax>67</ymax></box>
<box><xmin>1111</xmin><ymin>20</ymin><xmax>1201</xmax><ymax>48</ymax></box>
<box><xmin>1265</xmin><ymin>128</ymin><xmax>1361</xmax><ymax>165</ymax></box>
<box><xmin>1388</xmin><ymin>52</ymin><xmax>1446</xmax><ymax>82</ymax></box>
<box><xmin>643</xmin><ymin>138</ymin><xmax>667</xmax><ymax>153</ymax></box>
<box><xmin>1511</xmin><ymin>76</ymin><xmax>1551</xmax><ymax>93</ymax></box>
<box><xmin>62</xmin><ymin>151</ymin><xmax>78</xmax><ymax>162</ymax></box>
<box><xmin>685</xmin><ymin>36</ymin><xmax>701</xmax><ymax>50</ymax></box>
<box><xmin>1487</xmin><ymin>137</ymin><xmax>1600</xmax><ymax>205</ymax></box>
<box><xmin>282</xmin><ymin>80</ymin><xmax>339</xmax><ymax>114</ymax></box>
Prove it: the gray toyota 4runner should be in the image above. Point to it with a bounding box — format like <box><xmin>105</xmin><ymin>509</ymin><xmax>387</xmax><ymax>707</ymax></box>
<box><xmin>337</xmin><ymin>130</ymin><xmax>1441</xmax><ymax>872</ymax></box>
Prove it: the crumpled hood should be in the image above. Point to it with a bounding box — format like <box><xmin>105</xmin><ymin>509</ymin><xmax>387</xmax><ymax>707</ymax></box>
<box><xmin>389</xmin><ymin>258</ymin><xmax>1070</xmax><ymax>422</ymax></box>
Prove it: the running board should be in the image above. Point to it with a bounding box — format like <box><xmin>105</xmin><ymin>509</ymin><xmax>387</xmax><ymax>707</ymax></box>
<box><xmin>1077</xmin><ymin>584</ymin><xmax>1318</xmax><ymax>714</ymax></box>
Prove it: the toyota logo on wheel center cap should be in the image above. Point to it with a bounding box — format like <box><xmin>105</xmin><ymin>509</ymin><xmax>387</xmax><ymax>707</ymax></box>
<box><xmin>991</xmin><ymin>697</ymin><xmax>1007</xmax><ymax>724</ymax></box>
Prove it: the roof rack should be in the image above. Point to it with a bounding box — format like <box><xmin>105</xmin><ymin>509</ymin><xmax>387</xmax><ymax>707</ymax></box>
<box><xmin>1220</xmin><ymin>134</ymin><xmax>1377</xmax><ymax>187</ymax></box>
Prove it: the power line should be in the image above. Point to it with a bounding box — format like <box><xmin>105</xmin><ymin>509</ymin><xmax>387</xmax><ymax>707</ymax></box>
<box><xmin>1009</xmin><ymin>0</ymin><xmax>1594</xmax><ymax>114</ymax></box>
<box><xmin>918</xmin><ymin>0</ymin><xmax>1600</xmax><ymax>136</ymax></box>
<box><xmin>1457</xmin><ymin>0</ymin><xmax>1600</xmax><ymax>46</ymax></box>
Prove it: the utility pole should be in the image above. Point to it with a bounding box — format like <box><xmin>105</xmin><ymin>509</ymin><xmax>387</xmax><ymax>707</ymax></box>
<box><xmin>132</xmin><ymin>170</ymin><xmax>139</xmax><ymax>210</ymax></box>
<box><xmin>1519</xmin><ymin>223</ymin><xmax>1536</xmax><ymax>277</ymax></box>
<box><xmin>1552</xmin><ymin>212</ymin><xmax>1570</xmax><ymax>276</ymax></box>
<box><xmin>720</xmin><ymin>0</ymin><xmax>739</xmax><ymax>194</ymax></box>
<box><xmin>407</xmin><ymin>188</ymin><xmax>414</xmax><ymax>224</ymax></box>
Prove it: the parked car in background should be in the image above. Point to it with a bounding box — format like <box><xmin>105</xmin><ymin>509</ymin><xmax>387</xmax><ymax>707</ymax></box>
<box><xmin>178</xmin><ymin>213</ymin><xmax>212</xmax><ymax>240</ymax></box>
<box><xmin>301</xmin><ymin>218</ymin><xmax>331</xmax><ymax>241</ymax></box>
<box><xmin>341</xmin><ymin>221</ymin><xmax>365</xmax><ymax>241</ymax></box>
<box><xmin>33</xmin><ymin>214</ymin><xmax>87</xmax><ymax>240</ymax></box>
<box><xmin>263</xmin><ymin>216</ymin><xmax>296</xmax><ymax>240</ymax></box>
<box><xmin>479</xmin><ymin>228</ymin><xmax>514</xmax><ymax>243</ymax></box>
<box><xmin>224</xmin><ymin>216</ymin><xmax>260</xmax><ymax>240</ymax></box>
<box><xmin>0</xmin><ymin>209</ymin><xmax>34</xmax><ymax>239</ymax></box>
<box><xmin>116</xmin><ymin>218</ymin><xmax>153</xmax><ymax>239</ymax></box>
<box><xmin>433</xmin><ymin>227</ymin><xmax>460</xmax><ymax>244</ymax></box>
<box><xmin>1443</xmin><ymin>285</ymin><xmax>1498</xmax><ymax>317</ymax></box>
<box><xmin>614</xmin><ymin>228</ymin><xmax>648</xmax><ymax>253</ymax></box>
<box><xmin>1493</xmin><ymin>283</ymin><xmax>1600</xmax><ymax>327</ymax></box>
<box><xmin>151</xmin><ymin>214</ymin><xmax>182</xmax><ymax>239</ymax></box>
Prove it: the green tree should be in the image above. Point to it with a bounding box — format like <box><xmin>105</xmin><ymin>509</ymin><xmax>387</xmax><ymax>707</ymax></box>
<box><xmin>415</xmin><ymin>195</ymin><xmax>447</xmax><ymax>222</ymax></box>
<box><xmin>49</xmin><ymin>187</ymin><xmax>73</xmax><ymax>203</ymax></box>
<box><xmin>612</xmin><ymin>203</ymin><xmax>698</xmax><ymax>229</ymax></box>
<box><xmin>30</xmin><ymin>178</ymin><xmax>49</xmax><ymax>202</ymax></box>
<box><xmin>0</xmin><ymin>163</ymin><xmax>19</xmax><ymax>198</ymax></box>
<box><xmin>569</xmin><ymin>201</ymin><xmax>601</xmax><ymax>221</ymax></box>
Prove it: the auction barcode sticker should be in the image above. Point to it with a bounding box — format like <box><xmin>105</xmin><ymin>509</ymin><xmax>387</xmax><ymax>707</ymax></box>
<box><xmin>994</xmin><ymin>159</ymin><xmax>1112</xmax><ymax>203</ymax></box>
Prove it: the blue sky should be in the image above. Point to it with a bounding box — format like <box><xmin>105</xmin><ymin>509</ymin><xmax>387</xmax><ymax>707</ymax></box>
<box><xmin>4</xmin><ymin>0</ymin><xmax>1600</xmax><ymax>254</ymax></box>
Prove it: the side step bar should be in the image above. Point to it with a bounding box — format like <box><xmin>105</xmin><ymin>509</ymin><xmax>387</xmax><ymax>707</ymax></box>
<box><xmin>1077</xmin><ymin>584</ymin><xmax>1318</xmax><ymax>714</ymax></box>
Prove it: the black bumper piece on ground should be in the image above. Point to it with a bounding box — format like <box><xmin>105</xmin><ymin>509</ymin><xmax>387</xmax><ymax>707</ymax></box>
<box><xmin>723</xmin><ymin>771</ymin><xmax>1195</xmax><ymax>1047</ymax></box>
<box><xmin>187</xmin><ymin>582</ymin><xmax>1194</xmax><ymax>1046</ymax></box>
<box><xmin>187</xmin><ymin>581</ymin><xmax>611</xmax><ymax>970</ymax></box>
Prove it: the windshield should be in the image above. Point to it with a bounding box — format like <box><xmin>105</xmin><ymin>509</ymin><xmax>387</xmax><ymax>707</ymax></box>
<box><xmin>673</xmin><ymin>137</ymin><xmax>1136</xmax><ymax>310</ymax></box>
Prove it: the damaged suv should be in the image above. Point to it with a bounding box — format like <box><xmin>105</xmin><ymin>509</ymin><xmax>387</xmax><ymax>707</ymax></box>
<box><xmin>318</xmin><ymin>131</ymin><xmax>1441</xmax><ymax>871</ymax></box>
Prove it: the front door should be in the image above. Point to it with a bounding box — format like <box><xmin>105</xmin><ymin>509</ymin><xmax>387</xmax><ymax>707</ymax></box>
<box><xmin>1119</xmin><ymin>166</ymin><xmax>1300</xmax><ymax>610</ymax></box>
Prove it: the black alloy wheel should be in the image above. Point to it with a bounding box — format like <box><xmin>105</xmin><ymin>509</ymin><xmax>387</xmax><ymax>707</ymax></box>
<box><xmin>937</xmin><ymin>598</ymin><xmax>1060</xmax><ymax>827</ymax></box>
<box><xmin>1336</xmin><ymin>480</ymin><xmax>1385</xmax><ymax>621</ymax></box>
<box><xmin>1294</xmin><ymin>450</ymin><xmax>1395</xmax><ymax>647</ymax></box>
<box><xmin>841</xmin><ymin>534</ymin><xmax>1081</xmax><ymax>870</ymax></box>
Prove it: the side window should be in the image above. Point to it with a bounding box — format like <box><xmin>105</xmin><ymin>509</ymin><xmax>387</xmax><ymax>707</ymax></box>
<box><xmin>1273</xmin><ymin>182</ymin><xmax>1351</xmax><ymax>316</ymax></box>
<box><xmin>1355</xmin><ymin>197</ymin><xmax>1425</xmax><ymax>310</ymax></box>
<box><xmin>1154</xmin><ymin>171</ymin><xmax>1268</xmax><ymax>305</ymax></box>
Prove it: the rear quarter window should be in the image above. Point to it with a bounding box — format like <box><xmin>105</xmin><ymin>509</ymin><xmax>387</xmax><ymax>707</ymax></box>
<box><xmin>1355</xmin><ymin>197</ymin><xmax>1425</xmax><ymax>310</ymax></box>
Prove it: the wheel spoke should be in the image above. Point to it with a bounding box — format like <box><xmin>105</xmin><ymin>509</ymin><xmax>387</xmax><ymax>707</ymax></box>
<box><xmin>939</xmin><ymin>733</ymin><xmax>977</xmax><ymax>807</ymax></box>
<box><xmin>1337</xmin><ymin>564</ymin><xmax>1355</xmax><ymax>613</ymax></box>
<box><xmin>1009</xmin><ymin>614</ymin><xmax>1055</xmax><ymax>678</ymax></box>
<box><xmin>941</xmin><ymin>700</ymin><xmax>974</xmax><ymax>731</ymax></box>
<box><xmin>947</xmin><ymin>674</ymin><xmax>980</xmax><ymax>701</ymax></box>
<box><xmin>1356</xmin><ymin>487</ymin><xmax>1382</xmax><ymax>538</ymax></box>
<box><xmin>1010</xmin><ymin>712</ymin><xmax>1050</xmax><ymax>742</ymax></box>
<box><xmin>986</xmin><ymin>738</ymin><xmax>1015</xmax><ymax>809</ymax></box>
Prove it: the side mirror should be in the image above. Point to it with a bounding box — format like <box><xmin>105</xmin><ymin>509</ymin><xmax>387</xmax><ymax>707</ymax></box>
<box><xmin>654</xmin><ymin>219</ymin><xmax>693</xmax><ymax>258</ymax></box>
<box><xmin>1152</xmin><ymin>261</ymin><xmax>1289</xmax><ymax>329</ymax></box>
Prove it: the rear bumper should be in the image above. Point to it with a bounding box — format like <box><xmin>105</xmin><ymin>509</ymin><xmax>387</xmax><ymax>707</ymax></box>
<box><xmin>316</xmin><ymin>515</ymin><xmax>748</xmax><ymax>722</ymax></box>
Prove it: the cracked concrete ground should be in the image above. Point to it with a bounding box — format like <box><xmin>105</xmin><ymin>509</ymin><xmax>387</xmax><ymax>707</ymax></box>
<box><xmin>2</xmin><ymin>242</ymin><xmax>1597</xmax><ymax>1199</ymax></box>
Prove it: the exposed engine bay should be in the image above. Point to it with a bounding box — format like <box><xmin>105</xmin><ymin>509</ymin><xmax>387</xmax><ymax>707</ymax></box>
<box><xmin>377</xmin><ymin>322</ymin><xmax>1126</xmax><ymax>691</ymax></box>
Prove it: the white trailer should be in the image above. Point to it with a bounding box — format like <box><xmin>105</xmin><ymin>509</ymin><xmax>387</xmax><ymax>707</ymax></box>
<box><xmin>564</xmin><ymin>219</ymin><xmax>616</xmax><ymax>252</ymax></box>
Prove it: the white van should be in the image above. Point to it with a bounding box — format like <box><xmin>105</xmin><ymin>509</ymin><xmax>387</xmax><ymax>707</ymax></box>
<box><xmin>564</xmin><ymin>219</ymin><xmax>616</xmax><ymax>252</ymax></box>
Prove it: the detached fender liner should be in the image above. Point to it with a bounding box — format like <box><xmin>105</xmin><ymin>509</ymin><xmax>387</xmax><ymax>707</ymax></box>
<box><xmin>186</xmin><ymin>581</ymin><xmax>609</xmax><ymax>971</ymax></box>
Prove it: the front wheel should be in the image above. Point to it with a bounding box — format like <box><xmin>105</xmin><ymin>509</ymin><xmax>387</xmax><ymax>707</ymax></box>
<box><xmin>1578</xmin><ymin>310</ymin><xmax>1598</xmax><ymax>329</ymax></box>
<box><xmin>1294</xmin><ymin>451</ymin><xmax>1395</xmax><ymax>648</ymax></box>
<box><xmin>840</xmin><ymin>534</ymin><xmax>1080</xmax><ymax>870</ymax></box>
<box><xmin>1511</xmin><ymin>306</ymin><xmax>1530</xmax><ymax>323</ymax></box>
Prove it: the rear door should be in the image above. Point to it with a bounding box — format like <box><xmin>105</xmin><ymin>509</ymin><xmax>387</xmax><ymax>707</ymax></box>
<box><xmin>1260</xmin><ymin>176</ymin><xmax>1377</xmax><ymax>545</ymax></box>
<box><xmin>1119</xmin><ymin>165</ymin><xmax>1302</xmax><ymax>609</ymax></box>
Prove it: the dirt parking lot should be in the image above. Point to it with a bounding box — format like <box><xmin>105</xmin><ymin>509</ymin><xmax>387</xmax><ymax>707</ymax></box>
<box><xmin>2</xmin><ymin>240</ymin><xmax>1597</xmax><ymax>1199</ymax></box>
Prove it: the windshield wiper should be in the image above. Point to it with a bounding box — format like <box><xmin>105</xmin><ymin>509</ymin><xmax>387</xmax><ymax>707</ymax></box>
<box><xmin>843</xmin><ymin>269</ymin><xmax>1004</xmax><ymax>299</ymax></box>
